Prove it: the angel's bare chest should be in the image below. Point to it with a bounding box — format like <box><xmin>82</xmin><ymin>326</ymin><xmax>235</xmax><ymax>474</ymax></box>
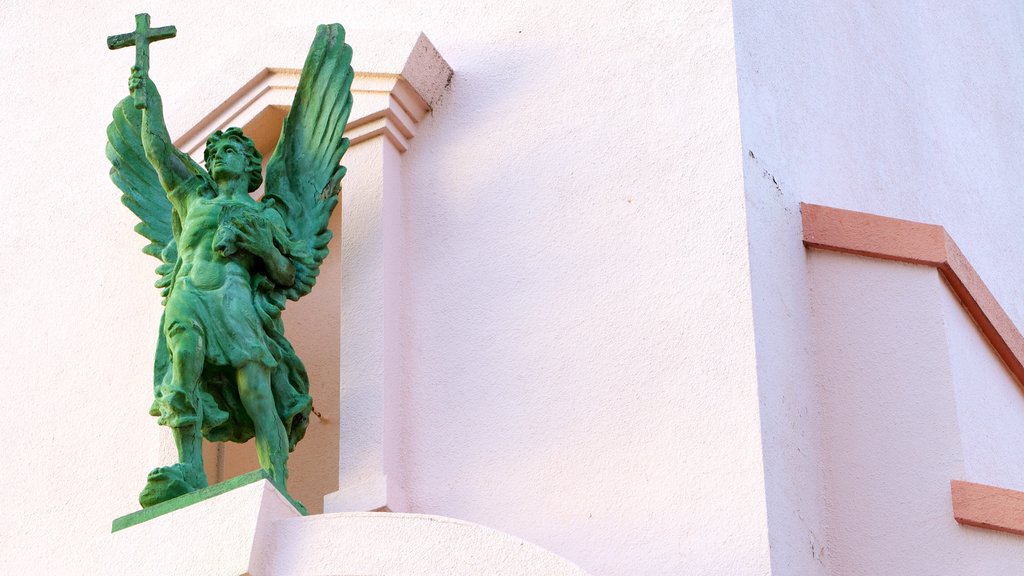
<box><xmin>180</xmin><ymin>199</ymin><xmax>257</xmax><ymax>244</ymax></box>
<box><xmin>177</xmin><ymin>199</ymin><xmax>258</xmax><ymax>288</ymax></box>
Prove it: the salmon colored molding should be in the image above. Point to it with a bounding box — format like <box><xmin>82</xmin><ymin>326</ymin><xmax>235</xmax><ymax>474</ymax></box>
<box><xmin>801</xmin><ymin>202</ymin><xmax>1024</xmax><ymax>388</ymax></box>
<box><xmin>803</xmin><ymin>204</ymin><xmax>1024</xmax><ymax>538</ymax></box>
<box><xmin>951</xmin><ymin>480</ymin><xmax>1024</xmax><ymax>536</ymax></box>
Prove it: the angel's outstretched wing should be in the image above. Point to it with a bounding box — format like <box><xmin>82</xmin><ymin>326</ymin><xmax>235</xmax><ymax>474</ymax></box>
<box><xmin>106</xmin><ymin>96</ymin><xmax>181</xmax><ymax>299</ymax></box>
<box><xmin>262</xmin><ymin>23</ymin><xmax>353</xmax><ymax>302</ymax></box>
<box><xmin>108</xmin><ymin>95</ymin><xmax>195</xmax><ymax>407</ymax></box>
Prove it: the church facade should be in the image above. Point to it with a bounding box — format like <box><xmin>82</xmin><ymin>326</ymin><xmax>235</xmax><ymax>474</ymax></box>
<box><xmin>3</xmin><ymin>1</ymin><xmax>1024</xmax><ymax>574</ymax></box>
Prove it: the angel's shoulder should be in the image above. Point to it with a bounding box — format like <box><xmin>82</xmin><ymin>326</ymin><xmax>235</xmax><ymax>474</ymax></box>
<box><xmin>170</xmin><ymin>171</ymin><xmax>214</xmax><ymax>199</ymax></box>
<box><xmin>259</xmin><ymin>199</ymin><xmax>288</xmax><ymax>224</ymax></box>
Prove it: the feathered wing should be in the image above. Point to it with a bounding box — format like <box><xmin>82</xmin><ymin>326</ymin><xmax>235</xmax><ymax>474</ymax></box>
<box><xmin>107</xmin><ymin>96</ymin><xmax>205</xmax><ymax>421</ymax></box>
<box><xmin>106</xmin><ymin>96</ymin><xmax>204</xmax><ymax>299</ymax></box>
<box><xmin>262</xmin><ymin>23</ymin><xmax>353</xmax><ymax>303</ymax></box>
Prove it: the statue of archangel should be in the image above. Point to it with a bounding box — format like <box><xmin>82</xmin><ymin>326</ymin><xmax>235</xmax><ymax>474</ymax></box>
<box><xmin>107</xmin><ymin>15</ymin><xmax>352</xmax><ymax>511</ymax></box>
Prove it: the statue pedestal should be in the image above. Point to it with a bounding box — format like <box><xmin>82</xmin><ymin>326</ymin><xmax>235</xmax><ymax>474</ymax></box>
<box><xmin>106</xmin><ymin>471</ymin><xmax>302</xmax><ymax>576</ymax></box>
<box><xmin>106</xmin><ymin>471</ymin><xmax>589</xmax><ymax>575</ymax></box>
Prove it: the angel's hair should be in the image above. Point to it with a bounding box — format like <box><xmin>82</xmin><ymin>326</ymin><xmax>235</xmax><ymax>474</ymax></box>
<box><xmin>204</xmin><ymin>127</ymin><xmax>264</xmax><ymax>192</ymax></box>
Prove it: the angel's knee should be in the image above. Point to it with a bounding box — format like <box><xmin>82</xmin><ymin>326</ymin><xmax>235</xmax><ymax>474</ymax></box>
<box><xmin>165</xmin><ymin>320</ymin><xmax>202</xmax><ymax>365</ymax></box>
<box><xmin>165</xmin><ymin>317</ymin><xmax>197</xmax><ymax>343</ymax></box>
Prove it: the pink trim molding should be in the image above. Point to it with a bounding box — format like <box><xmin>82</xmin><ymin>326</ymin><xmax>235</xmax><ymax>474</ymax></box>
<box><xmin>801</xmin><ymin>203</ymin><xmax>1024</xmax><ymax>388</ymax></box>
<box><xmin>951</xmin><ymin>480</ymin><xmax>1024</xmax><ymax>537</ymax></box>
<box><xmin>802</xmin><ymin>204</ymin><xmax>1024</xmax><ymax>538</ymax></box>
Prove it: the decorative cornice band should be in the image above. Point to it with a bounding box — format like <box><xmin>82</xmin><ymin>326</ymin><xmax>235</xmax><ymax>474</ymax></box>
<box><xmin>801</xmin><ymin>202</ymin><xmax>1024</xmax><ymax>388</ymax></box>
<box><xmin>174</xmin><ymin>69</ymin><xmax>429</xmax><ymax>157</ymax></box>
<box><xmin>951</xmin><ymin>480</ymin><xmax>1024</xmax><ymax>537</ymax></box>
<box><xmin>803</xmin><ymin>204</ymin><xmax>1024</xmax><ymax>539</ymax></box>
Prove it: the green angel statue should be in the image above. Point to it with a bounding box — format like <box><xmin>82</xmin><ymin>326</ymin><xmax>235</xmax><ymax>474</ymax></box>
<box><xmin>106</xmin><ymin>20</ymin><xmax>353</xmax><ymax>512</ymax></box>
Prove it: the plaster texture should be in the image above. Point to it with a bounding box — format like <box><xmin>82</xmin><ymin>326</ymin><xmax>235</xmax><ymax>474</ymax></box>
<box><xmin>808</xmin><ymin>251</ymin><xmax>1024</xmax><ymax>574</ymax></box>
<box><xmin>105</xmin><ymin>479</ymin><xmax>301</xmax><ymax>576</ymax></box>
<box><xmin>269</xmin><ymin>512</ymin><xmax>590</xmax><ymax>575</ymax></box>
<box><xmin>11</xmin><ymin>1</ymin><xmax>1023</xmax><ymax>574</ymax></box>
<box><xmin>2</xmin><ymin>2</ymin><xmax>768</xmax><ymax>575</ymax></box>
<box><xmin>107</xmin><ymin>480</ymin><xmax>584</xmax><ymax>576</ymax></box>
<box><xmin>732</xmin><ymin>2</ymin><xmax>1024</xmax><ymax>573</ymax></box>
<box><xmin>943</xmin><ymin>276</ymin><xmax>1024</xmax><ymax>493</ymax></box>
<box><xmin>387</xmin><ymin>2</ymin><xmax>769</xmax><ymax>574</ymax></box>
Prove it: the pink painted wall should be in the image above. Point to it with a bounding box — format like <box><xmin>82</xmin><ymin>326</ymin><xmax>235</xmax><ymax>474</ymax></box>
<box><xmin>733</xmin><ymin>2</ymin><xmax>1024</xmax><ymax>573</ymax></box>
<box><xmin>1</xmin><ymin>2</ymin><xmax>770</xmax><ymax>575</ymax></box>
<box><xmin>943</xmin><ymin>277</ymin><xmax>1024</xmax><ymax>494</ymax></box>
<box><xmin>808</xmin><ymin>251</ymin><xmax>1024</xmax><ymax>573</ymax></box>
<box><xmin>5</xmin><ymin>2</ymin><xmax>1023</xmax><ymax>574</ymax></box>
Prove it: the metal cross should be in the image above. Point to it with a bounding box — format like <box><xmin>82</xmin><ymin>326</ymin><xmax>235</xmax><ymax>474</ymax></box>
<box><xmin>107</xmin><ymin>13</ymin><xmax>176</xmax><ymax>110</ymax></box>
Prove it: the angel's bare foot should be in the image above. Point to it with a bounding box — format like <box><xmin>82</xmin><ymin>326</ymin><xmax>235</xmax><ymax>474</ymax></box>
<box><xmin>139</xmin><ymin>463</ymin><xmax>203</xmax><ymax>508</ymax></box>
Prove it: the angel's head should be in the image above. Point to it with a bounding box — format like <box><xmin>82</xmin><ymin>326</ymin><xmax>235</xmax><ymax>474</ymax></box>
<box><xmin>204</xmin><ymin>127</ymin><xmax>264</xmax><ymax>192</ymax></box>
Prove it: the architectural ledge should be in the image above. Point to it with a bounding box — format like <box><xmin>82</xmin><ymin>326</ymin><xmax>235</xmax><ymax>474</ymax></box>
<box><xmin>952</xmin><ymin>480</ymin><xmax>1024</xmax><ymax>537</ymax></box>
<box><xmin>173</xmin><ymin>30</ymin><xmax>451</xmax><ymax>157</ymax></box>
<box><xmin>801</xmin><ymin>203</ymin><xmax>1024</xmax><ymax>388</ymax></box>
<box><xmin>106</xmin><ymin>472</ymin><xmax>302</xmax><ymax>575</ymax></box>
<box><xmin>269</xmin><ymin>512</ymin><xmax>591</xmax><ymax>575</ymax></box>
<box><xmin>106</xmin><ymin>473</ymin><xmax>588</xmax><ymax>575</ymax></box>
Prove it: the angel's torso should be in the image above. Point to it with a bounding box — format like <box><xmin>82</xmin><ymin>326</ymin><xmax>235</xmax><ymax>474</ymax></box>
<box><xmin>175</xmin><ymin>195</ymin><xmax>263</xmax><ymax>292</ymax></box>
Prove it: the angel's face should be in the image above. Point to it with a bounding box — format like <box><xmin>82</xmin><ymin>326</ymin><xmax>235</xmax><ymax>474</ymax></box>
<box><xmin>210</xmin><ymin>139</ymin><xmax>248</xmax><ymax>182</ymax></box>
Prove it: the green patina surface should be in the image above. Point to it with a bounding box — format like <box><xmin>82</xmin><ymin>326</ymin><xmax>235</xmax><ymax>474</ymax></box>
<box><xmin>111</xmin><ymin>470</ymin><xmax>306</xmax><ymax>533</ymax></box>
<box><xmin>106</xmin><ymin>14</ymin><xmax>353</xmax><ymax>515</ymax></box>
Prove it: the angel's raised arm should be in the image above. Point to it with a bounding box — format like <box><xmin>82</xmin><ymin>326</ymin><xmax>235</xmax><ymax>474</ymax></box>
<box><xmin>131</xmin><ymin>69</ymin><xmax>198</xmax><ymax>195</ymax></box>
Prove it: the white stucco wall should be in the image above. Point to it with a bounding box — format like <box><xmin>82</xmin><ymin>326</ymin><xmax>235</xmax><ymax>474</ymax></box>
<box><xmin>10</xmin><ymin>2</ymin><xmax>1020</xmax><ymax>574</ymax></box>
<box><xmin>943</xmin><ymin>277</ymin><xmax>1024</xmax><ymax>494</ymax></box>
<box><xmin>386</xmin><ymin>2</ymin><xmax>768</xmax><ymax>574</ymax></box>
<box><xmin>808</xmin><ymin>251</ymin><xmax>1024</xmax><ymax>574</ymax></box>
<box><xmin>732</xmin><ymin>2</ymin><xmax>1024</xmax><ymax>573</ymax></box>
<box><xmin>0</xmin><ymin>2</ymin><xmax>769</xmax><ymax>575</ymax></box>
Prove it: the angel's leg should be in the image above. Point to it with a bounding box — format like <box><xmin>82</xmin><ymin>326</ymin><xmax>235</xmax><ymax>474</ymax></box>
<box><xmin>237</xmin><ymin>361</ymin><xmax>288</xmax><ymax>487</ymax></box>
<box><xmin>140</xmin><ymin>324</ymin><xmax>209</xmax><ymax>507</ymax></box>
<box><xmin>167</xmin><ymin>325</ymin><xmax>208</xmax><ymax>489</ymax></box>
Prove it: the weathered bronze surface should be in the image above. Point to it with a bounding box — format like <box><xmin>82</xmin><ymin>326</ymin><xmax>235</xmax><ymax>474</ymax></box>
<box><xmin>107</xmin><ymin>14</ymin><xmax>353</xmax><ymax>512</ymax></box>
